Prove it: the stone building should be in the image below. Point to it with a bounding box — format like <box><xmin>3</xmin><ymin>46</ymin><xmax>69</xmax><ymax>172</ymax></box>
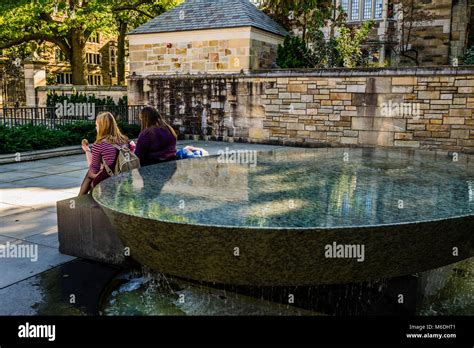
<box><xmin>128</xmin><ymin>0</ymin><xmax>473</xmax><ymax>75</ymax></box>
<box><xmin>0</xmin><ymin>32</ymin><xmax>123</xmax><ymax>106</ymax></box>
<box><xmin>336</xmin><ymin>0</ymin><xmax>473</xmax><ymax>66</ymax></box>
<box><xmin>0</xmin><ymin>32</ymin><xmax>120</xmax><ymax>90</ymax></box>
<box><xmin>127</xmin><ymin>0</ymin><xmax>288</xmax><ymax>76</ymax></box>
<box><xmin>40</xmin><ymin>32</ymin><xmax>120</xmax><ymax>87</ymax></box>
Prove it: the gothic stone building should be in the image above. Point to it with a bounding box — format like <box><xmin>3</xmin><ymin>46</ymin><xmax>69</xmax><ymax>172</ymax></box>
<box><xmin>338</xmin><ymin>0</ymin><xmax>473</xmax><ymax>66</ymax></box>
<box><xmin>41</xmin><ymin>32</ymin><xmax>120</xmax><ymax>86</ymax></box>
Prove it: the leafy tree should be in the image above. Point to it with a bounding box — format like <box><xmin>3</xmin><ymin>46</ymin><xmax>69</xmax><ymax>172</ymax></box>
<box><xmin>0</xmin><ymin>0</ymin><xmax>178</xmax><ymax>85</ymax></box>
<box><xmin>392</xmin><ymin>0</ymin><xmax>433</xmax><ymax>65</ymax></box>
<box><xmin>335</xmin><ymin>21</ymin><xmax>374</xmax><ymax>67</ymax></box>
<box><xmin>112</xmin><ymin>0</ymin><xmax>179</xmax><ymax>85</ymax></box>
<box><xmin>261</xmin><ymin>0</ymin><xmax>374</xmax><ymax>68</ymax></box>
<box><xmin>0</xmin><ymin>0</ymin><xmax>115</xmax><ymax>85</ymax></box>
<box><xmin>258</xmin><ymin>0</ymin><xmax>333</xmax><ymax>45</ymax></box>
<box><xmin>277</xmin><ymin>20</ymin><xmax>374</xmax><ymax>69</ymax></box>
<box><xmin>305</xmin><ymin>30</ymin><xmax>341</xmax><ymax>68</ymax></box>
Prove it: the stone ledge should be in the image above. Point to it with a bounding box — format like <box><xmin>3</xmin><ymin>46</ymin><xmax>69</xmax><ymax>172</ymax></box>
<box><xmin>129</xmin><ymin>66</ymin><xmax>474</xmax><ymax>80</ymax></box>
<box><xmin>0</xmin><ymin>145</ymin><xmax>83</xmax><ymax>165</ymax></box>
<box><xmin>36</xmin><ymin>85</ymin><xmax>127</xmax><ymax>92</ymax></box>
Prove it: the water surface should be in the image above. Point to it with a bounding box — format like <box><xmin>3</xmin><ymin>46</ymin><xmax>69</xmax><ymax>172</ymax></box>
<box><xmin>94</xmin><ymin>148</ymin><xmax>474</xmax><ymax>228</ymax></box>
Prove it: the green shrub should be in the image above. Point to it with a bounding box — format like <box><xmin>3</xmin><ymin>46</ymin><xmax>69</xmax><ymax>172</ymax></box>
<box><xmin>277</xmin><ymin>36</ymin><xmax>312</xmax><ymax>68</ymax></box>
<box><xmin>117</xmin><ymin>122</ymin><xmax>141</xmax><ymax>139</ymax></box>
<box><xmin>47</xmin><ymin>92</ymin><xmax>128</xmax><ymax>108</ymax></box>
<box><xmin>463</xmin><ymin>46</ymin><xmax>474</xmax><ymax>65</ymax></box>
<box><xmin>0</xmin><ymin>121</ymin><xmax>141</xmax><ymax>154</ymax></box>
<box><xmin>0</xmin><ymin>124</ymin><xmax>65</xmax><ymax>154</ymax></box>
<box><xmin>57</xmin><ymin>122</ymin><xmax>97</xmax><ymax>144</ymax></box>
<box><xmin>277</xmin><ymin>20</ymin><xmax>375</xmax><ymax>69</ymax></box>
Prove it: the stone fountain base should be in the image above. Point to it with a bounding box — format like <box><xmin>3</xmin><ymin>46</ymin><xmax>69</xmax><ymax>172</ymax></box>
<box><xmin>101</xmin><ymin>207</ymin><xmax>474</xmax><ymax>286</ymax></box>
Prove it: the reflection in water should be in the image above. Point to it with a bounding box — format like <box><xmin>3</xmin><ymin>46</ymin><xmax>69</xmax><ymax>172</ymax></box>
<box><xmin>94</xmin><ymin>148</ymin><xmax>474</xmax><ymax>228</ymax></box>
<box><xmin>112</xmin><ymin>161</ymin><xmax>185</xmax><ymax>222</ymax></box>
<box><xmin>469</xmin><ymin>181</ymin><xmax>474</xmax><ymax>203</ymax></box>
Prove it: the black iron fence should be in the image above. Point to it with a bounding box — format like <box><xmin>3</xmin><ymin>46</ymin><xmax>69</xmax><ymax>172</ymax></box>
<box><xmin>0</xmin><ymin>105</ymin><xmax>144</xmax><ymax>129</ymax></box>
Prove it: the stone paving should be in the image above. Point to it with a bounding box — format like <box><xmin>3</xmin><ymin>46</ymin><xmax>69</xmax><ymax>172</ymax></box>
<box><xmin>0</xmin><ymin>140</ymin><xmax>284</xmax><ymax>291</ymax></box>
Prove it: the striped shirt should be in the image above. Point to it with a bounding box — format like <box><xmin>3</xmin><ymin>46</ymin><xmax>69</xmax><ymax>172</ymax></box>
<box><xmin>90</xmin><ymin>141</ymin><xmax>128</xmax><ymax>174</ymax></box>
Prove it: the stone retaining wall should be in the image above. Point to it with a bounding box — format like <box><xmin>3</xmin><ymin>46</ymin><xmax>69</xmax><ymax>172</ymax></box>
<box><xmin>258</xmin><ymin>69</ymin><xmax>474</xmax><ymax>152</ymax></box>
<box><xmin>129</xmin><ymin>66</ymin><xmax>474</xmax><ymax>153</ymax></box>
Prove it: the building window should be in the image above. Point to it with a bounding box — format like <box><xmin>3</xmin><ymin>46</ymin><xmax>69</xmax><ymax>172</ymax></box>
<box><xmin>342</xmin><ymin>0</ymin><xmax>384</xmax><ymax>21</ymax></box>
<box><xmin>86</xmin><ymin>53</ymin><xmax>101</xmax><ymax>65</ymax></box>
<box><xmin>88</xmin><ymin>75</ymin><xmax>102</xmax><ymax>86</ymax></box>
<box><xmin>88</xmin><ymin>32</ymin><xmax>100</xmax><ymax>44</ymax></box>
<box><xmin>363</xmin><ymin>0</ymin><xmax>372</xmax><ymax>19</ymax></box>
<box><xmin>56</xmin><ymin>73</ymin><xmax>72</xmax><ymax>85</ymax></box>
<box><xmin>375</xmin><ymin>0</ymin><xmax>383</xmax><ymax>19</ymax></box>
<box><xmin>55</xmin><ymin>49</ymin><xmax>66</xmax><ymax>63</ymax></box>
<box><xmin>341</xmin><ymin>0</ymin><xmax>349</xmax><ymax>13</ymax></box>
<box><xmin>109</xmin><ymin>46</ymin><xmax>118</xmax><ymax>78</ymax></box>
<box><xmin>351</xmin><ymin>0</ymin><xmax>359</xmax><ymax>20</ymax></box>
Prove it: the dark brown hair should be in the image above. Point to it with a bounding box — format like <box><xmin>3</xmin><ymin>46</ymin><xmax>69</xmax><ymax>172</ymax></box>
<box><xmin>139</xmin><ymin>106</ymin><xmax>177</xmax><ymax>139</ymax></box>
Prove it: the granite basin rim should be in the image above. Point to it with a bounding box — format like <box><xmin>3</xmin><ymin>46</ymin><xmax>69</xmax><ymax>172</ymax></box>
<box><xmin>92</xmin><ymin>145</ymin><xmax>474</xmax><ymax>230</ymax></box>
<box><xmin>92</xmin><ymin>198</ymin><xmax>474</xmax><ymax>231</ymax></box>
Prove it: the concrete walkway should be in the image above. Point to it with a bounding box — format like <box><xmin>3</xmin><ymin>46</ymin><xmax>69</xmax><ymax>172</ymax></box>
<box><xmin>0</xmin><ymin>141</ymin><xmax>284</xmax><ymax>290</ymax></box>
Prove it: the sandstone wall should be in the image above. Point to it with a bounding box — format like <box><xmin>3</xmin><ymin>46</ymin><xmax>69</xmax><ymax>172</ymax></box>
<box><xmin>128</xmin><ymin>27</ymin><xmax>283</xmax><ymax>75</ymax></box>
<box><xmin>258</xmin><ymin>69</ymin><xmax>474</xmax><ymax>153</ymax></box>
<box><xmin>450</xmin><ymin>0</ymin><xmax>471</xmax><ymax>60</ymax></box>
<box><xmin>130</xmin><ymin>67</ymin><xmax>474</xmax><ymax>153</ymax></box>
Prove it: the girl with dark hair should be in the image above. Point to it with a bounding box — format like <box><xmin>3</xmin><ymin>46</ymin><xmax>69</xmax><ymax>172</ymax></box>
<box><xmin>135</xmin><ymin>106</ymin><xmax>177</xmax><ymax>167</ymax></box>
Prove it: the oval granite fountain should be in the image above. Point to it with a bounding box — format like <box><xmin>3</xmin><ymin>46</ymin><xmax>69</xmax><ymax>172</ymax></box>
<box><xmin>93</xmin><ymin>148</ymin><xmax>474</xmax><ymax>286</ymax></box>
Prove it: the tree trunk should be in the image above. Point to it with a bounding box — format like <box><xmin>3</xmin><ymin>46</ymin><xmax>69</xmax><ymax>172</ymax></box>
<box><xmin>302</xmin><ymin>12</ymin><xmax>307</xmax><ymax>45</ymax></box>
<box><xmin>117</xmin><ymin>20</ymin><xmax>127</xmax><ymax>86</ymax></box>
<box><xmin>71</xmin><ymin>30</ymin><xmax>87</xmax><ymax>85</ymax></box>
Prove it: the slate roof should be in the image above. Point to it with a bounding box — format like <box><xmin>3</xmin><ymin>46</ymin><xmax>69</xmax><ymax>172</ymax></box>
<box><xmin>129</xmin><ymin>0</ymin><xmax>288</xmax><ymax>37</ymax></box>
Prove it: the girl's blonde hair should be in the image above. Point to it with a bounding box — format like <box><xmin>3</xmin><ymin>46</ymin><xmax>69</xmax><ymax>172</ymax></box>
<box><xmin>95</xmin><ymin>112</ymin><xmax>129</xmax><ymax>145</ymax></box>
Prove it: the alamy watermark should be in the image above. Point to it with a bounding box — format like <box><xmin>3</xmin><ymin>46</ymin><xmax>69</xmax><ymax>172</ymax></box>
<box><xmin>18</xmin><ymin>322</ymin><xmax>55</xmax><ymax>342</ymax></box>
<box><xmin>55</xmin><ymin>101</ymin><xmax>95</xmax><ymax>120</ymax></box>
<box><xmin>217</xmin><ymin>147</ymin><xmax>258</xmax><ymax>167</ymax></box>
<box><xmin>381</xmin><ymin>100</ymin><xmax>420</xmax><ymax>119</ymax></box>
<box><xmin>324</xmin><ymin>242</ymin><xmax>365</xmax><ymax>263</ymax></box>
<box><xmin>0</xmin><ymin>241</ymin><xmax>38</xmax><ymax>262</ymax></box>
